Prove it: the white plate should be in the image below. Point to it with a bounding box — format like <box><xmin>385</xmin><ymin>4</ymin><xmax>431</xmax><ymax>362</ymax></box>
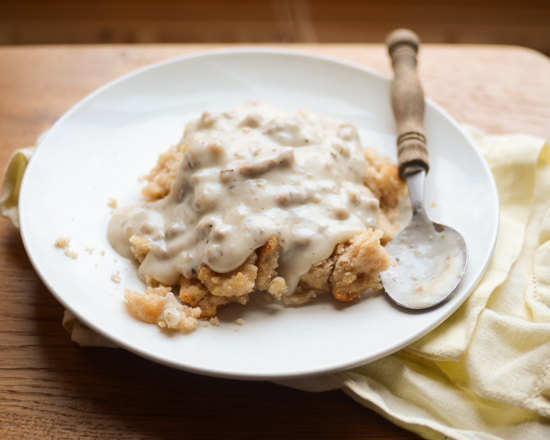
<box><xmin>19</xmin><ymin>50</ymin><xmax>499</xmax><ymax>380</ymax></box>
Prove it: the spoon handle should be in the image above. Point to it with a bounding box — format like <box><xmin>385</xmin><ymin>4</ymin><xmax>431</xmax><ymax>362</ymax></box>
<box><xmin>386</xmin><ymin>29</ymin><xmax>430</xmax><ymax>179</ymax></box>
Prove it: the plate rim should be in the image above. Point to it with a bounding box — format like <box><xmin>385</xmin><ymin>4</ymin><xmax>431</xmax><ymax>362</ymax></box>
<box><xmin>19</xmin><ymin>48</ymin><xmax>500</xmax><ymax>380</ymax></box>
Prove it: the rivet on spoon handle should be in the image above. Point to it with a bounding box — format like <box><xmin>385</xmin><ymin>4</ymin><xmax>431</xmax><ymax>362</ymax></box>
<box><xmin>386</xmin><ymin>29</ymin><xmax>429</xmax><ymax>180</ymax></box>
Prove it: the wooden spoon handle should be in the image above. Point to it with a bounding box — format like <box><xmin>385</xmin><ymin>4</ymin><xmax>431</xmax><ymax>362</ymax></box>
<box><xmin>386</xmin><ymin>29</ymin><xmax>430</xmax><ymax>179</ymax></box>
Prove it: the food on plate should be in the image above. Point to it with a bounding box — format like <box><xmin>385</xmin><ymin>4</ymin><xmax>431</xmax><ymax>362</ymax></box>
<box><xmin>55</xmin><ymin>237</ymin><xmax>71</xmax><ymax>248</ymax></box>
<box><xmin>54</xmin><ymin>236</ymin><xmax>78</xmax><ymax>259</ymax></box>
<box><xmin>107</xmin><ymin>102</ymin><xmax>407</xmax><ymax>332</ymax></box>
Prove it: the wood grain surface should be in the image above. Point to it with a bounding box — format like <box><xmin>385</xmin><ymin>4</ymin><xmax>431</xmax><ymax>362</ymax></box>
<box><xmin>1</xmin><ymin>44</ymin><xmax>549</xmax><ymax>440</ymax></box>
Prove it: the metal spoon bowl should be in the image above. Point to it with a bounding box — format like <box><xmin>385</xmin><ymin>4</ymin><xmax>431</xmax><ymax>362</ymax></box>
<box><xmin>380</xmin><ymin>29</ymin><xmax>468</xmax><ymax>309</ymax></box>
<box><xmin>380</xmin><ymin>171</ymin><xmax>468</xmax><ymax>309</ymax></box>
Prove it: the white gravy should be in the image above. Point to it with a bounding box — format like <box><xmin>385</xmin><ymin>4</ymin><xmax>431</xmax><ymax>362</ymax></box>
<box><xmin>108</xmin><ymin>103</ymin><xmax>380</xmax><ymax>294</ymax></box>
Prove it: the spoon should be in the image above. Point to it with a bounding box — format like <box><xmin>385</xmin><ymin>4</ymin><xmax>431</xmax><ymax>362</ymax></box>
<box><xmin>380</xmin><ymin>29</ymin><xmax>468</xmax><ymax>309</ymax></box>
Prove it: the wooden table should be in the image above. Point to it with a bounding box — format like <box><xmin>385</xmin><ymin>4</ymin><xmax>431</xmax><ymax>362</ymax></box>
<box><xmin>1</xmin><ymin>44</ymin><xmax>549</xmax><ymax>439</ymax></box>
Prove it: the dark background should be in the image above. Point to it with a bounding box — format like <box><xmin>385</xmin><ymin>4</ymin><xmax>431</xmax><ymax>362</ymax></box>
<box><xmin>2</xmin><ymin>0</ymin><xmax>550</xmax><ymax>55</ymax></box>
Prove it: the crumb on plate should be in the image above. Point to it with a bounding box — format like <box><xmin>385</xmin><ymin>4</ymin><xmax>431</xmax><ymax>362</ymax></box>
<box><xmin>55</xmin><ymin>237</ymin><xmax>71</xmax><ymax>248</ymax></box>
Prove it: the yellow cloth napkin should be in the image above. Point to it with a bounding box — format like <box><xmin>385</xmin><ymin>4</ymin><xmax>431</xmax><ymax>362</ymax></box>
<box><xmin>0</xmin><ymin>147</ymin><xmax>35</xmax><ymax>229</ymax></box>
<box><xmin>3</xmin><ymin>128</ymin><xmax>550</xmax><ymax>440</ymax></box>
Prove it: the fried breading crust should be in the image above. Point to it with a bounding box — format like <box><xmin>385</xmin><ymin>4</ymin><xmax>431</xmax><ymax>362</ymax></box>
<box><xmin>331</xmin><ymin>229</ymin><xmax>391</xmax><ymax>301</ymax></box>
<box><xmin>141</xmin><ymin>142</ymin><xmax>189</xmax><ymax>201</ymax></box>
<box><xmin>363</xmin><ymin>147</ymin><xmax>407</xmax><ymax>210</ymax></box>
<box><xmin>268</xmin><ymin>277</ymin><xmax>287</xmax><ymax>299</ymax></box>
<box><xmin>178</xmin><ymin>276</ymin><xmax>209</xmax><ymax>306</ymax></box>
<box><xmin>376</xmin><ymin>211</ymin><xmax>400</xmax><ymax>245</ymax></box>
<box><xmin>198</xmin><ymin>252</ymin><xmax>258</xmax><ymax>297</ymax></box>
<box><xmin>124</xmin><ymin>288</ymin><xmax>201</xmax><ymax>332</ymax></box>
<box><xmin>298</xmin><ymin>258</ymin><xmax>334</xmax><ymax>295</ymax></box>
<box><xmin>178</xmin><ymin>276</ymin><xmax>249</xmax><ymax>318</ymax></box>
<box><xmin>284</xmin><ymin>288</ymin><xmax>318</xmax><ymax>306</ymax></box>
<box><xmin>124</xmin><ymin>289</ymin><xmax>166</xmax><ymax>324</ymax></box>
<box><xmin>130</xmin><ymin>235</ymin><xmax>153</xmax><ymax>263</ymax></box>
<box><xmin>124</xmin><ymin>147</ymin><xmax>399</xmax><ymax>327</ymax></box>
<box><xmin>255</xmin><ymin>236</ymin><xmax>281</xmax><ymax>291</ymax></box>
<box><xmin>194</xmin><ymin>293</ymin><xmax>249</xmax><ymax>319</ymax></box>
<box><xmin>127</xmin><ymin>229</ymin><xmax>390</xmax><ymax>319</ymax></box>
